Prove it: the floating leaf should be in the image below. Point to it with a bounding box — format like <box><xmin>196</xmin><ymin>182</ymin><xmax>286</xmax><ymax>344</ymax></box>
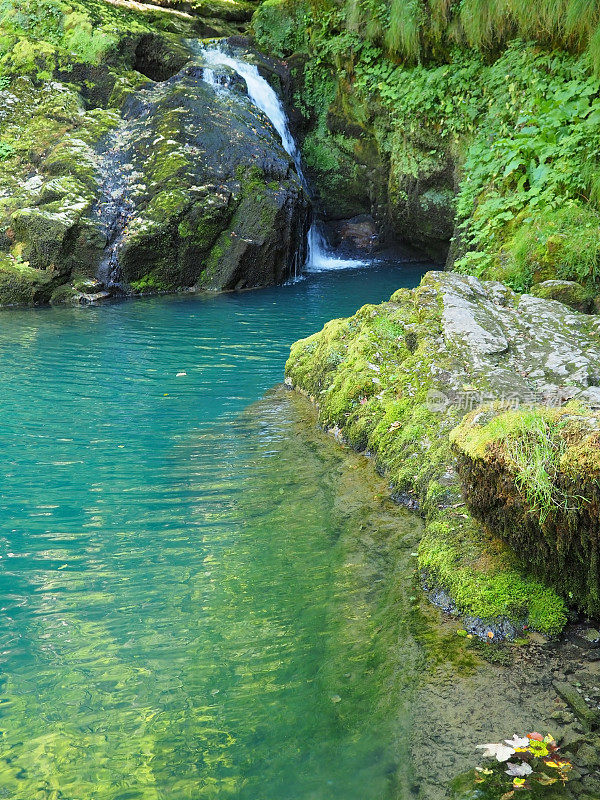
<box><xmin>544</xmin><ymin>758</ymin><xmax>571</xmax><ymax>771</ymax></box>
<box><xmin>527</xmin><ymin>740</ymin><xmax>549</xmax><ymax>757</ymax></box>
<box><xmin>527</xmin><ymin>732</ymin><xmax>544</xmax><ymax>741</ymax></box>
<box><xmin>477</xmin><ymin>743</ymin><xmax>516</xmax><ymax>762</ymax></box>
<box><xmin>506</xmin><ymin>762</ymin><xmax>533</xmax><ymax>777</ymax></box>
<box><xmin>505</xmin><ymin>735</ymin><xmax>530</xmax><ymax>749</ymax></box>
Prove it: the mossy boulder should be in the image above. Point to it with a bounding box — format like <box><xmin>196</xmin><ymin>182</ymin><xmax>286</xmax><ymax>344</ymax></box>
<box><xmin>0</xmin><ymin>0</ymin><xmax>300</xmax><ymax>304</ymax></box>
<box><xmin>452</xmin><ymin>405</ymin><xmax>600</xmax><ymax>617</ymax></box>
<box><xmin>0</xmin><ymin>76</ymin><xmax>118</xmax><ymax>298</ymax></box>
<box><xmin>0</xmin><ymin>254</ymin><xmax>56</xmax><ymax>306</ymax></box>
<box><xmin>285</xmin><ymin>271</ymin><xmax>600</xmax><ymax>634</ymax></box>
<box><xmin>109</xmin><ymin>54</ymin><xmax>309</xmax><ymax>292</ymax></box>
<box><xmin>530</xmin><ymin>280</ymin><xmax>594</xmax><ymax>314</ymax></box>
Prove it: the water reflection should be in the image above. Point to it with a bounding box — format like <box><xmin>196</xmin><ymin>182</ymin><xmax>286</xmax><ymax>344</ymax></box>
<box><xmin>0</xmin><ymin>264</ymin><xmax>427</xmax><ymax>799</ymax></box>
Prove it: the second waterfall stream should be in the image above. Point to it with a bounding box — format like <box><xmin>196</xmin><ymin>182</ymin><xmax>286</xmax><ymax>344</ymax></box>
<box><xmin>200</xmin><ymin>46</ymin><xmax>366</xmax><ymax>273</ymax></box>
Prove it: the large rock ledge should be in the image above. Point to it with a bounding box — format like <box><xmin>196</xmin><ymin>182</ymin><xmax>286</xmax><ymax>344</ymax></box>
<box><xmin>285</xmin><ymin>271</ymin><xmax>600</xmax><ymax>635</ymax></box>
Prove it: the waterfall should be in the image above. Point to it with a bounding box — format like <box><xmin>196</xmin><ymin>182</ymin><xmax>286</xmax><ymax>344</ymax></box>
<box><xmin>201</xmin><ymin>49</ymin><xmax>301</xmax><ymax>169</ymax></box>
<box><xmin>200</xmin><ymin>47</ymin><xmax>366</xmax><ymax>274</ymax></box>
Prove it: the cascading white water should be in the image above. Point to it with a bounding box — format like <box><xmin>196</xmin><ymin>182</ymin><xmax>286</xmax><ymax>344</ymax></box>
<box><xmin>200</xmin><ymin>47</ymin><xmax>366</xmax><ymax>273</ymax></box>
<box><xmin>201</xmin><ymin>49</ymin><xmax>300</xmax><ymax>166</ymax></box>
<box><xmin>202</xmin><ymin>67</ymin><xmax>217</xmax><ymax>87</ymax></box>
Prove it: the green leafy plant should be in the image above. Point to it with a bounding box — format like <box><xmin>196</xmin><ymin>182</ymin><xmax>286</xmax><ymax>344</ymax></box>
<box><xmin>0</xmin><ymin>141</ymin><xmax>15</xmax><ymax>160</ymax></box>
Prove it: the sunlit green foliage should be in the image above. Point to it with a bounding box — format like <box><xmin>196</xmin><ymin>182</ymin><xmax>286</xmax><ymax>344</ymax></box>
<box><xmin>0</xmin><ymin>0</ymin><xmax>194</xmax><ymax>81</ymax></box>
<box><xmin>254</xmin><ymin>0</ymin><xmax>600</xmax><ymax>292</ymax></box>
<box><xmin>0</xmin><ymin>0</ymin><xmax>118</xmax><ymax>79</ymax></box>
<box><xmin>345</xmin><ymin>0</ymin><xmax>600</xmax><ymax>66</ymax></box>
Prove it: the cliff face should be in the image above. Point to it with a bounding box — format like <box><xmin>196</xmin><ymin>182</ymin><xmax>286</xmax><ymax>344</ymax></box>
<box><xmin>253</xmin><ymin>0</ymin><xmax>600</xmax><ymax>301</ymax></box>
<box><xmin>0</xmin><ymin>1</ymin><xmax>309</xmax><ymax>304</ymax></box>
<box><xmin>285</xmin><ymin>270</ymin><xmax>600</xmax><ymax>635</ymax></box>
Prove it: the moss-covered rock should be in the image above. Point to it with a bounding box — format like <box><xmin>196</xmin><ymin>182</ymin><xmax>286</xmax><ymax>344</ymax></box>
<box><xmin>452</xmin><ymin>405</ymin><xmax>600</xmax><ymax>617</ymax></box>
<box><xmin>285</xmin><ymin>271</ymin><xmax>600</xmax><ymax>634</ymax></box>
<box><xmin>530</xmin><ymin>280</ymin><xmax>594</xmax><ymax>314</ymax></box>
<box><xmin>106</xmin><ymin>54</ymin><xmax>309</xmax><ymax>292</ymax></box>
<box><xmin>0</xmin><ymin>0</ymin><xmax>295</xmax><ymax>303</ymax></box>
<box><xmin>0</xmin><ymin>254</ymin><xmax>56</xmax><ymax>306</ymax></box>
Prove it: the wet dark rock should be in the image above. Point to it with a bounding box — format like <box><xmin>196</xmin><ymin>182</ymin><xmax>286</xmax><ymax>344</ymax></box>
<box><xmin>0</xmin><ymin>18</ymin><xmax>309</xmax><ymax>305</ymax></box>
<box><xmin>576</xmin><ymin>628</ymin><xmax>600</xmax><ymax>650</ymax></box>
<box><xmin>131</xmin><ymin>33</ymin><xmax>190</xmax><ymax>82</ymax></box>
<box><xmin>10</xmin><ymin>43</ymin><xmax>310</xmax><ymax>299</ymax></box>
<box><xmin>98</xmin><ymin>52</ymin><xmax>309</xmax><ymax>292</ymax></box>
<box><xmin>324</xmin><ymin>214</ymin><xmax>378</xmax><ymax>254</ymax></box>
<box><xmin>554</xmin><ymin>681</ymin><xmax>600</xmax><ymax>731</ymax></box>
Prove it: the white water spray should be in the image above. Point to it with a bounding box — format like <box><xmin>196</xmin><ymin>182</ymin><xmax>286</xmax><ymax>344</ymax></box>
<box><xmin>202</xmin><ymin>49</ymin><xmax>300</xmax><ymax>164</ymax></box>
<box><xmin>200</xmin><ymin>47</ymin><xmax>366</xmax><ymax>273</ymax></box>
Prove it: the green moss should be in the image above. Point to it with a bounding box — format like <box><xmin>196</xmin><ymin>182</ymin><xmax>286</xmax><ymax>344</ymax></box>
<box><xmin>148</xmin><ymin>150</ymin><xmax>190</xmax><ymax>185</ymax></box>
<box><xmin>49</xmin><ymin>282</ymin><xmax>80</xmax><ymax>304</ymax></box>
<box><xmin>129</xmin><ymin>273</ymin><xmax>170</xmax><ymax>293</ymax></box>
<box><xmin>419</xmin><ymin>515</ymin><xmax>568</xmax><ymax>634</ymax></box>
<box><xmin>452</xmin><ymin>404</ymin><xmax>600</xmax><ymax>617</ymax></box>
<box><xmin>76</xmin><ymin>108</ymin><xmax>121</xmax><ymax>145</ymax></box>
<box><xmin>0</xmin><ymin>254</ymin><xmax>54</xmax><ymax>306</ymax></box>
<box><xmin>286</xmin><ymin>276</ymin><xmax>568</xmax><ymax>634</ymax></box>
<box><xmin>495</xmin><ymin>204</ymin><xmax>600</xmax><ymax>292</ymax></box>
<box><xmin>0</xmin><ymin>0</ymin><xmax>197</xmax><ymax>82</ymax></box>
<box><xmin>529</xmin><ymin>279</ymin><xmax>594</xmax><ymax>313</ymax></box>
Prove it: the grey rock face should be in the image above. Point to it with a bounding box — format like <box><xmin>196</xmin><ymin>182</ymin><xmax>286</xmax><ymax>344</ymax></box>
<box><xmin>430</xmin><ymin>271</ymin><xmax>600</xmax><ymax>409</ymax></box>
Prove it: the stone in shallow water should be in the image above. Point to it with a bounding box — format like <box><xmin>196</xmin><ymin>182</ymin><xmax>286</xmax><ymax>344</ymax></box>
<box><xmin>576</xmin><ymin>629</ymin><xmax>600</xmax><ymax>650</ymax></box>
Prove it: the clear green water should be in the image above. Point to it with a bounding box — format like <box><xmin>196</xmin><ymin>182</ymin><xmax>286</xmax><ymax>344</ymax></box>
<box><xmin>0</xmin><ymin>261</ymin><xmax>426</xmax><ymax>800</ymax></box>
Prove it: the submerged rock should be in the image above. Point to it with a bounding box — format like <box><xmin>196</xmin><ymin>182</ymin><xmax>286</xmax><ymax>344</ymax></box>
<box><xmin>285</xmin><ymin>271</ymin><xmax>600</xmax><ymax>634</ymax></box>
